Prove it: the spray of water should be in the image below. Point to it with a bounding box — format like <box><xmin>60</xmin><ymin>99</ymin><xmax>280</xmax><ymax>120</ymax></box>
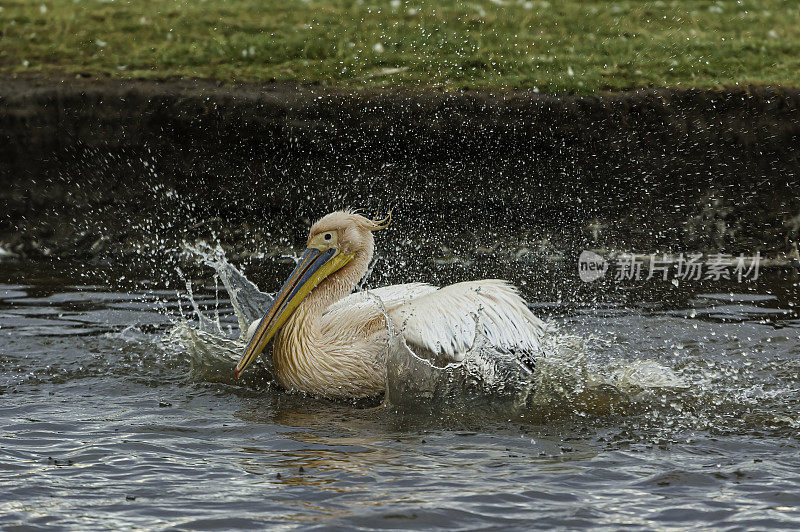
<box><xmin>168</xmin><ymin>244</ymin><xmax>688</xmax><ymax>419</ymax></box>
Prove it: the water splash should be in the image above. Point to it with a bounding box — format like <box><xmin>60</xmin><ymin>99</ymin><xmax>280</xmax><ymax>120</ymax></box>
<box><xmin>171</xmin><ymin>242</ymin><xmax>275</xmax><ymax>385</ymax></box>
<box><xmin>182</xmin><ymin>242</ymin><xmax>274</xmax><ymax>333</ymax></box>
<box><xmin>385</xmin><ymin>320</ymin><xmax>686</xmax><ymax>420</ymax></box>
<box><xmin>174</xmin><ymin>244</ymin><xmax>686</xmax><ymax>417</ymax></box>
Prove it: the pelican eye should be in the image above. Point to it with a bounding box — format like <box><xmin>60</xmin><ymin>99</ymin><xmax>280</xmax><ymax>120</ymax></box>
<box><xmin>324</xmin><ymin>233</ymin><xmax>332</xmax><ymax>240</ymax></box>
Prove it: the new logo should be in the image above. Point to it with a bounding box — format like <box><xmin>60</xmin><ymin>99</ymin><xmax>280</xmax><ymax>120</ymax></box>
<box><xmin>578</xmin><ymin>250</ymin><xmax>608</xmax><ymax>282</ymax></box>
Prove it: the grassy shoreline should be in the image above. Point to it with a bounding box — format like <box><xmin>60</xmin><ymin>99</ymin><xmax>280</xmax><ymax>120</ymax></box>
<box><xmin>1</xmin><ymin>0</ymin><xmax>799</xmax><ymax>92</ymax></box>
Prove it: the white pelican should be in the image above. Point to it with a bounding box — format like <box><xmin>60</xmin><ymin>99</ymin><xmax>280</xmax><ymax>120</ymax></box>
<box><xmin>235</xmin><ymin>210</ymin><xmax>546</xmax><ymax>398</ymax></box>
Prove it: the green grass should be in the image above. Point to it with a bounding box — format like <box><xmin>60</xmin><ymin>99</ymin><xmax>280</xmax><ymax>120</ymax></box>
<box><xmin>1</xmin><ymin>0</ymin><xmax>799</xmax><ymax>92</ymax></box>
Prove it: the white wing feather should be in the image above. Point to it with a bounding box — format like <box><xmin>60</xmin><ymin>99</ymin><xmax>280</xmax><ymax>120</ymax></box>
<box><xmin>324</xmin><ymin>282</ymin><xmax>438</xmax><ymax>317</ymax></box>
<box><xmin>388</xmin><ymin>280</ymin><xmax>545</xmax><ymax>361</ymax></box>
<box><xmin>318</xmin><ymin>283</ymin><xmax>438</xmax><ymax>337</ymax></box>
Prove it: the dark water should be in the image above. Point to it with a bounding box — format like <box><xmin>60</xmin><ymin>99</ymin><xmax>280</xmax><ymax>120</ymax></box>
<box><xmin>1</xmin><ymin>259</ymin><xmax>799</xmax><ymax>530</ymax></box>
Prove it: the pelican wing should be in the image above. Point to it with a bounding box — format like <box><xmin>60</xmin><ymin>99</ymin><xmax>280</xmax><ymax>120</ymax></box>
<box><xmin>318</xmin><ymin>283</ymin><xmax>438</xmax><ymax>338</ymax></box>
<box><xmin>364</xmin><ymin>283</ymin><xmax>440</xmax><ymax>309</ymax></box>
<box><xmin>324</xmin><ymin>282</ymin><xmax>438</xmax><ymax>317</ymax></box>
<box><xmin>389</xmin><ymin>280</ymin><xmax>546</xmax><ymax>362</ymax></box>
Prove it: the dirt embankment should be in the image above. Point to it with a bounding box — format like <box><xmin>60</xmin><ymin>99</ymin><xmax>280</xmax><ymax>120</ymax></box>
<box><xmin>1</xmin><ymin>76</ymin><xmax>799</xmax><ymax>265</ymax></box>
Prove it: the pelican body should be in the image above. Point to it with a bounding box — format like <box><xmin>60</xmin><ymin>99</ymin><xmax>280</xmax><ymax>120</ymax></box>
<box><xmin>236</xmin><ymin>211</ymin><xmax>545</xmax><ymax>399</ymax></box>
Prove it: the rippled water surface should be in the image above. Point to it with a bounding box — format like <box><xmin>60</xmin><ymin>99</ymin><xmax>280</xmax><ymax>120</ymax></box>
<box><xmin>2</xmin><ymin>260</ymin><xmax>799</xmax><ymax>530</ymax></box>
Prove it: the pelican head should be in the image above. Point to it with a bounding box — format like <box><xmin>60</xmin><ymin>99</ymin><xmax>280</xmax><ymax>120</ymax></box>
<box><xmin>235</xmin><ymin>210</ymin><xmax>391</xmax><ymax>378</ymax></box>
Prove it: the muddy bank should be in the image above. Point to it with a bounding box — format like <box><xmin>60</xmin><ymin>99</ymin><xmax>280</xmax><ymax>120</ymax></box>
<box><xmin>0</xmin><ymin>77</ymin><xmax>798</xmax><ymax>280</ymax></box>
